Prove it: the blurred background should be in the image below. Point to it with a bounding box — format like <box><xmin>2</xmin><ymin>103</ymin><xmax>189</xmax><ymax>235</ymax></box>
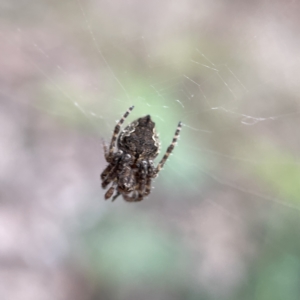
<box><xmin>1</xmin><ymin>0</ymin><xmax>300</xmax><ymax>299</ymax></box>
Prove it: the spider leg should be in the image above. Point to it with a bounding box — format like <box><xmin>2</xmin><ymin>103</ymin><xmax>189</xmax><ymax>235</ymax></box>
<box><xmin>154</xmin><ymin>121</ymin><xmax>182</xmax><ymax>175</ymax></box>
<box><xmin>102</xmin><ymin>153</ymin><xmax>135</xmax><ymax>201</ymax></box>
<box><xmin>145</xmin><ymin>177</ymin><xmax>152</xmax><ymax>196</ymax></box>
<box><xmin>112</xmin><ymin>191</ymin><xmax>121</xmax><ymax>201</ymax></box>
<box><xmin>144</xmin><ymin>160</ymin><xmax>155</xmax><ymax>196</ymax></box>
<box><xmin>102</xmin><ymin>138</ymin><xmax>108</xmax><ymax>160</ymax></box>
<box><xmin>107</xmin><ymin>106</ymin><xmax>134</xmax><ymax>161</ymax></box>
<box><xmin>137</xmin><ymin>161</ymin><xmax>147</xmax><ymax>200</ymax></box>
<box><xmin>105</xmin><ymin>185</ymin><xmax>115</xmax><ymax>200</ymax></box>
<box><xmin>101</xmin><ymin>163</ymin><xmax>119</xmax><ymax>188</ymax></box>
<box><xmin>101</xmin><ymin>150</ymin><xmax>124</xmax><ymax>186</ymax></box>
<box><xmin>100</xmin><ymin>164</ymin><xmax>114</xmax><ymax>181</ymax></box>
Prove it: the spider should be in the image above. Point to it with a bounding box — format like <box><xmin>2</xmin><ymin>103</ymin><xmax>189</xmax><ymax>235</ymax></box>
<box><xmin>101</xmin><ymin>106</ymin><xmax>182</xmax><ymax>202</ymax></box>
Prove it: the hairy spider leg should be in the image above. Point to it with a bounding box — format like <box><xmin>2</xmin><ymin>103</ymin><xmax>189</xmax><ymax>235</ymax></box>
<box><xmin>145</xmin><ymin>177</ymin><xmax>152</xmax><ymax>196</ymax></box>
<box><xmin>100</xmin><ymin>164</ymin><xmax>113</xmax><ymax>181</ymax></box>
<box><xmin>107</xmin><ymin>105</ymin><xmax>134</xmax><ymax>161</ymax></box>
<box><xmin>101</xmin><ymin>151</ymin><xmax>123</xmax><ymax>184</ymax></box>
<box><xmin>136</xmin><ymin>161</ymin><xmax>147</xmax><ymax>200</ymax></box>
<box><xmin>155</xmin><ymin>121</ymin><xmax>182</xmax><ymax>175</ymax></box>
<box><xmin>101</xmin><ymin>164</ymin><xmax>118</xmax><ymax>188</ymax></box>
<box><xmin>102</xmin><ymin>138</ymin><xmax>108</xmax><ymax>160</ymax></box>
<box><xmin>103</xmin><ymin>153</ymin><xmax>135</xmax><ymax>200</ymax></box>
<box><xmin>112</xmin><ymin>191</ymin><xmax>120</xmax><ymax>201</ymax></box>
<box><xmin>105</xmin><ymin>184</ymin><xmax>116</xmax><ymax>200</ymax></box>
<box><xmin>144</xmin><ymin>161</ymin><xmax>155</xmax><ymax>196</ymax></box>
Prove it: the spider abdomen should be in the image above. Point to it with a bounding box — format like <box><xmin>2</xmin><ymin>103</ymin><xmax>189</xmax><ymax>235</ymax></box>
<box><xmin>117</xmin><ymin>115</ymin><xmax>160</xmax><ymax>160</ymax></box>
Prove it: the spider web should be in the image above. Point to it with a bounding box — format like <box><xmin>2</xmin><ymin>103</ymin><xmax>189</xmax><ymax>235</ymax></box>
<box><xmin>1</xmin><ymin>0</ymin><xmax>300</xmax><ymax>299</ymax></box>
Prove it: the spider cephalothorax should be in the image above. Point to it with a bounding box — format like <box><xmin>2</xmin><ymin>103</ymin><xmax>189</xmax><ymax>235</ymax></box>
<box><xmin>101</xmin><ymin>106</ymin><xmax>182</xmax><ymax>202</ymax></box>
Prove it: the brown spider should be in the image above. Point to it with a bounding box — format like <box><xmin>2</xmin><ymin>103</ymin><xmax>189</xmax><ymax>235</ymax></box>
<box><xmin>101</xmin><ymin>106</ymin><xmax>182</xmax><ymax>202</ymax></box>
